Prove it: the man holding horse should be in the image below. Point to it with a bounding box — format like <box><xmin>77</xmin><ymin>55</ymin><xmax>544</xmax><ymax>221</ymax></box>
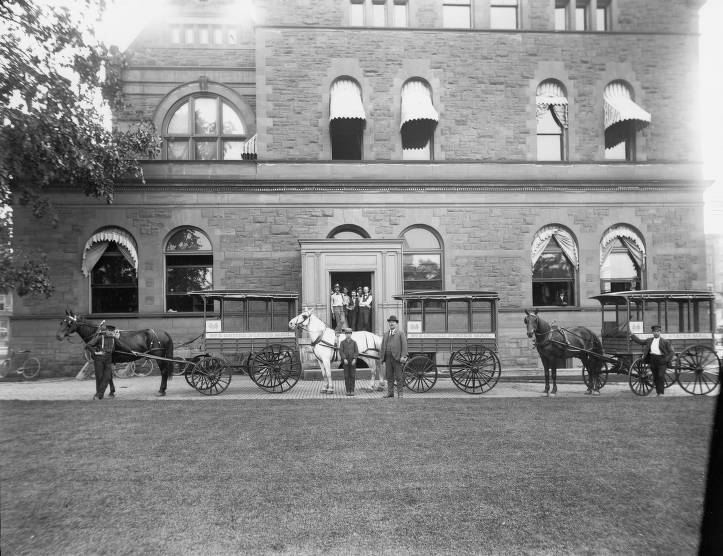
<box><xmin>340</xmin><ymin>327</ymin><xmax>359</xmax><ymax>396</ymax></box>
<box><xmin>632</xmin><ymin>324</ymin><xmax>674</xmax><ymax>397</ymax></box>
<box><xmin>86</xmin><ymin>321</ymin><xmax>117</xmax><ymax>400</ymax></box>
<box><xmin>381</xmin><ymin>315</ymin><xmax>408</xmax><ymax>398</ymax></box>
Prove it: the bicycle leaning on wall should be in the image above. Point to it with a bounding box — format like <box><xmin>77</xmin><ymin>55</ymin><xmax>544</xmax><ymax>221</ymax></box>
<box><xmin>0</xmin><ymin>350</ymin><xmax>41</xmax><ymax>380</ymax></box>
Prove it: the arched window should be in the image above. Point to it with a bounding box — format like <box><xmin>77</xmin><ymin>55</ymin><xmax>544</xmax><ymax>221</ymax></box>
<box><xmin>164</xmin><ymin>94</ymin><xmax>248</xmax><ymax>160</ymax></box>
<box><xmin>82</xmin><ymin>227</ymin><xmax>139</xmax><ymax>313</ymax></box>
<box><xmin>327</xmin><ymin>225</ymin><xmax>370</xmax><ymax>239</ymax></box>
<box><xmin>536</xmin><ymin>80</ymin><xmax>568</xmax><ymax>161</ymax></box>
<box><xmin>531</xmin><ymin>225</ymin><xmax>578</xmax><ymax>306</ymax></box>
<box><xmin>401</xmin><ymin>79</ymin><xmax>439</xmax><ymax>160</ymax></box>
<box><xmin>329</xmin><ymin>78</ymin><xmax>366</xmax><ymax>160</ymax></box>
<box><xmin>603</xmin><ymin>80</ymin><xmax>651</xmax><ymax>161</ymax></box>
<box><xmin>600</xmin><ymin>225</ymin><xmax>645</xmax><ymax>292</ymax></box>
<box><xmin>401</xmin><ymin>226</ymin><xmax>443</xmax><ymax>291</ymax></box>
<box><xmin>165</xmin><ymin>227</ymin><xmax>213</xmax><ymax>312</ymax></box>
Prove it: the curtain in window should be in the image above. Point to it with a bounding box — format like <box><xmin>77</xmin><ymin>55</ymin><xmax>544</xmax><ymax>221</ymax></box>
<box><xmin>600</xmin><ymin>225</ymin><xmax>646</xmax><ymax>269</ymax></box>
<box><xmin>604</xmin><ymin>81</ymin><xmax>651</xmax><ymax>148</ymax></box>
<box><xmin>536</xmin><ymin>80</ymin><xmax>568</xmax><ymax>128</ymax></box>
<box><xmin>531</xmin><ymin>226</ymin><xmax>578</xmax><ymax>269</ymax></box>
<box><xmin>82</xmin><ymin>228</ymin><xmax>138</xmax><ymax>277</ymax></box>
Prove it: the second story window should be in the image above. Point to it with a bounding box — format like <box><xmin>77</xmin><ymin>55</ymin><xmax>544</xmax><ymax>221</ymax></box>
<box><xmin>164</xmin><ymin>94</ymin><xmax>247</xmax><ymax>160</ymax></box>
<box><xmin>575</xmin><ymin>0</ymin><xmax>589</xmax><ymax>30</ymax></box>
<box><xmin>531</xmin><ymin>225</ymin><xmax>578</xmax><ymax>307</ymax></box>
<box><xmin>554</xmin><ymin>0</ymin><xmax>569</xmax><ymax>30</ymax></box>
<box><xmin>330</xmin><ymin>78</ymin><xmax>366</xmax><ymax>160</ymax></box>
<box><xmin>393</xmin><ymin>0</ymin><xmax>408</xmax><ymax>27</ymax></box>
<box><xmin>350</xmin><ymin>0</ymin><xmax>365</xmax><ymax>26</ymax></box>
<box><xmin>490</xmin><ymin>0</ymin><xmax>518</xmax><ymax>30</ymax></box>
<box><xmin>596</xmin><ymin>0</ymin><xmax>611</xmax><ymax>30</ymax></box>
<box><xmin>536</xmin><ymin>80</ymin><xmax>568</xmax><ymax>161</ymax></box>
<box><xmin>401</xmin><ymin>79</ymin><xmax>439</xmax><ymax>160</ymax></box>
<box><xmin>603</xmin><ymin>80</ymin><xmax>650</xmax><ymax>161</ymax></box>
<box><xmin>372</xmin><ymin>0</ymin><xmax>387</xmax><ymax>26</ymax></box>
<box><xmin>443</xmin><ymin>0</ymin><xmax>471</xmax><ymax>29</ymax></box>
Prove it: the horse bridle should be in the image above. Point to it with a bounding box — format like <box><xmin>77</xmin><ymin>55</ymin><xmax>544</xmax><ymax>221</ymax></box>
<box><xmin>293</xmin><ymin>311</ymin><xmax>312</xmax><ymax>331</ymax></box>
<box><xmin>293</xmin><ymin>312</ymin><xmax>336</xmax><ymax>348</ymax></box>
<box><xmin>526</xmin><ymin>315</ymin><xmax>551</xmax><ymax>347</ymax></box>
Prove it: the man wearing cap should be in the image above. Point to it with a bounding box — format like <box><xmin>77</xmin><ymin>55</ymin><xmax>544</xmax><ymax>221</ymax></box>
<box><xmin>632</xmin><ymin>324</ymin><xmax>674</xmax><ymax>396</ymax></box>
<box><xmin>330</xmin><ymin>283</ymin><xmax>347</xmax><ymax>334</ymax></box>
<box><xmin>339</xmin><ymin>328</ymin><xmax>359</xmax><ymax>396</ymax></box>
<box><xmin>85</xmin><ymin>322</ymin><xmax>118</xmax><ymax>400</ymax></box>
<box><xmin>380</xmin><ymin>315</ymin><xmax>408</xmax><ymax>398</ymax></box>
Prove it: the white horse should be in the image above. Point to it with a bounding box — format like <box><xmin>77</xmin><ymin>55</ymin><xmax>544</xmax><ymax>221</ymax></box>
<box><xmin>289</xmin><ymin>308</ymin><xmax>386</xmax><ymax>394</ymax></box>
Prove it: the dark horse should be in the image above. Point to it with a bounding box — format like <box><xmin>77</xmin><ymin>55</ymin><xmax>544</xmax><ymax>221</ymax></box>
<box><xmin>524</xmin><ymin>309</ymin><xmax>604</xmax><ymax>396</ymax></box>
<box><xmin>56</xmin><ymin>310</ymin><xmax>175</xmax><ymax>396</ymax></box>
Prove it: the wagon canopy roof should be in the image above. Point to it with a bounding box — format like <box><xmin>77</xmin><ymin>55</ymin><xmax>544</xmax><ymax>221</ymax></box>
<box><xmin>393</xmin><ymin>290</ymin><xmax>499</xmax><ymax>301</ymax></box>
<box><xmin>187</xmin><ymin>289</ymin><xmax>299</xmax><ymax>300</ymax></box>
<box><xmin>591</xmin><ymin>290</ymin><xmax>715</xmax><ymax>305</ymax></box>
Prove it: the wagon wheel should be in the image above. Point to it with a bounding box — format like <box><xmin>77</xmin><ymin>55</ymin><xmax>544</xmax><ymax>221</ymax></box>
<box><xmin>184</xmin><ymin>355</ymin><xmax>207</xmax><ymax>388</ymax></box>
<box><xmin>448</xmin><ymin>345</ymin><xmax>501</xmax><ymax>394</ymax></box>
<box><xmin>403</xmin><ymin>355</ymin><xmax>437</xmax><ymax>393</ymax></box>
<box><xmin>582</xmin><ymin>361</ymin><xmax>609</xmax><ymax>391</ymax></box>
<box><xmin>249</xmin><ymin>344</ymin><xmax>301</xmax><ymax>393</ymax></box>
<box><xmin>675</xmin><ymin>345</ymin><xmax>721</xmax><ymax>396</ymax></box>
<box><xmin>171</xmin><ymin>356</ymin><xmax>192</xmax><ymax>376</ymax></box>
<box><xmin>190</xmin><ymin>355</ymin><xmax>232</xmax><ymax>396</ymax></box>
<box><xmin>663</xmin><ymin>366</ymin><xmax>677</xmax><ymax>390</ymax></box>
<box><xmin>628</xmin><ymin>358</ymin><xmax>654</xmax><ymax>396</ymax></box>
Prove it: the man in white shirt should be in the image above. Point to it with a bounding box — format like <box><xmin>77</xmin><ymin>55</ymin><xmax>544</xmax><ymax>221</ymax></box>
<box><xmin>632</xmin><ymin>324</ymin><xmax>674</xmax><ymax>396</ymax></box>
<box><xmin>330</xmin><ymin>283</ymin><xmax>347</xmax><ymax>334</ymax></box>
<box><xmin>358</xmin><ymin>286</ymin><xmax>373</xmax><ymax>331</ymax></box>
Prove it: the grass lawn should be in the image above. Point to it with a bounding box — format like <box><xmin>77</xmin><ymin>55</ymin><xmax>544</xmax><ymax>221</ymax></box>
<box><xmin>0</xmin><ymin>396</ymin><xmax>716</xmax><ymax>555</ymax></box>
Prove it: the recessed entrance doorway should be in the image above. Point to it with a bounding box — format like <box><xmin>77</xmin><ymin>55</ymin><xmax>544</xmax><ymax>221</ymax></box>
<box><xmin>330</xmin><ymin>271</ymin><xmax>373</xmax><ymax>331</ymax></box>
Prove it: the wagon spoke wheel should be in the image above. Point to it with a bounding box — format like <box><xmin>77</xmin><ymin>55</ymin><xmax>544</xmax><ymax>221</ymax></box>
<box><xmin>582</xmin><ymin>361</ymin><xmax>609</xmax><ymax>391</ymax></box>
<box><xmin>449</xmin><ymin>345</ymin><xmax>501</xmax><ymax>394</ymax></box>
<box><xmin>629</xmin><ymin>358</ymin><xmax>654</xmax><ymax>396</ymax></box>
<box><xmin>663</xmin><ymin>366</ymin><xmax>677</xmax><ymax>390</ymax></box>
<box><xmin>403</xmin><ymin>355</ymin><xmax>437</xmax><ymax>393</ymax></box>
<box><xmin>675</xmin><ymin>345</ymin><xmax>720</xmax><ymax>396</ymax></box>
<box><xmin>191</xmin><ymin>356</ymin><xmax>232</xmax><ymax>396</ymax></box>
<box><xmin>250</xmin><ymin>344</ymin><xmax>301</xmax><ymax>393</ymax></box>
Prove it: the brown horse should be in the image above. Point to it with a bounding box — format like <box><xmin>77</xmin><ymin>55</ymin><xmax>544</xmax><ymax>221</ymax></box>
<box><xmin>524</xmin><ymin>309</ymin><xmax>604</xmax><ymax>396</ymax></box>
<box><xmin>56</xmin><ymin>310</ymin><xmax>175</xmax><ymax>396</ymax></box>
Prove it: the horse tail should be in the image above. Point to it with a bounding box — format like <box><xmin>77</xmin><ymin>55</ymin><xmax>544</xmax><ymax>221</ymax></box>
<box><xmin>588</xmin><ymin>330</ymin><xmax>604</xmax><ymax>373</ymax></box>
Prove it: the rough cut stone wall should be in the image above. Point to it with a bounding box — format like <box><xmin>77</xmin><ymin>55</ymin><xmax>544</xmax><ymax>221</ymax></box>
<box><xmin>257</xmin><ymin>28</ymin><xmax>699</xmax><ymax>161</ymax></box>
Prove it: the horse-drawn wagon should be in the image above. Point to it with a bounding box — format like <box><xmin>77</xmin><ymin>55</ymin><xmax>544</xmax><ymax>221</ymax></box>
<box><xmin>591</xmin><ymin>290</ymin><xmax>720</xmax><ymax>396</ymax></box>
<box><xmin>188</xmin><ymin>289</ymin><xmax>303</xmax><ymax>393</ymax></box>
<box><xmin>394</xmin><ymin>291</ymin><xmax>502</xmax><ymax>394</ymax></box>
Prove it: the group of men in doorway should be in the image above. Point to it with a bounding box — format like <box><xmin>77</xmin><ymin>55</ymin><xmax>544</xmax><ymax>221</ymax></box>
<box><xmin>330</xmin><ymin>283</ymin><xmax>373</xmax><ymax>333</ymax></box>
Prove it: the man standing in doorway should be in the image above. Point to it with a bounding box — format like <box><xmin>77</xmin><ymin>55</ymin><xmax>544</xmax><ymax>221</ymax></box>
<box><xmin>358</xmin><ymin>286</ymin><xmax>373</xmax><ymax>332</ymax></box>
<box><xmin>330</xmin><ymin>283</ymin><xmax>347</xmax><ymax>334</ymax></box>
<box><xmin>381</xmin><ymin>315</ymin><xmax>408</xmax><ymax>398</ymax></box>
<box><xmin>632</xmin><ymin>324</ymin><xmax>674</xmax><ymax>397</ymax></box>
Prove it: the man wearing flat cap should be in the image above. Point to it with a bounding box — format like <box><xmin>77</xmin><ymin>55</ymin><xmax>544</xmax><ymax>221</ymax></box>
<box><xmin>339</xmin><ymin>328</ymin><xmax>359</xmax><ymax>396</ymax></box>
<box><xmin>632</xmin><ymin>324</ymin><xmax>674</xmax><ymax>396</ymax></box>
<box><xmin>380</xmin><ymin>315</ymin><xmax>408</xmax><ymax>398</ymax></box>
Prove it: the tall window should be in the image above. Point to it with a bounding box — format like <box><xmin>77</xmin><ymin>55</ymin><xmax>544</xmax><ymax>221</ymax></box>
<box><xmin>600</xmin><ymin>225</ymin><xmax>645</xmax><ymax>292</ymax></box>
<box><xmin>490</xmin><ymin>0</ymin><xmax>518</xmax><ymax>29</ymax></box>
<box><xmin>330</xmin><ymin>78</ymin><xmax>366</xmax><ymax>160</ymax></box>
<box><xmin>83</xmin><ymin>228</ymin><xmax>139</xmax><ymax>314</ymax></box>
<box><xmin>165</xmin><ymin>227</ymin><xmax>213</xmax><ymax>312</ymax></box>
<box><xmin>164</xmin><ymin>94</ymin><xmax>247</xmax><ymax>160</ymax></box>
<box><xmin>603</xmin><ymin>80</ymin><xmax>650</xmax><ymax>162</ymax></box>
<box><xmin>443</xmin><ymin>0</ymin><xmax>471</xmax><ymax>28</ymax></box>
<box><xmin>575</xmin><ymin>0</ymin><xmax>588</xmax><ymax>30</ymax></box>
<box><xmin>532</xmin><ymin>226</ymin><xmax>578</xmax><ymax>307</ymax></box>
<box><xmin>372</xmin><ymin>0</ymin><xmax>386</xmax><ymax>26</ymax></box>
<box><xmin>393</xmin><ymin>0</ymin><xmax>408</xmax><ymax>27</ymax></box>
<box><xmin>536</xmin><ymin>80</ymin><xmax>568</xmax><ymax>161</ymax></box>
<box><xmin>401</xmin><ymin>79</ymin><xmax>439</xmax><ymax>160</ymax></box>
<box><xmin>596</xmin><ymin>0</ymin><xmax>611</xmax><ymax>30</ymax></box>
<box><xmin>402</xmin><ymin>226</ymin><xmax>443</xmax><ymax>291</ymax></box>
<box><xmin>350</xmin><ymin>0</ymin><xmax>365</xmax><ymax>25</ymax></box>
<box><xmin>554</xmin><ymin>0</ymin><xmax>569</xmax><ymax>30</ymax></box>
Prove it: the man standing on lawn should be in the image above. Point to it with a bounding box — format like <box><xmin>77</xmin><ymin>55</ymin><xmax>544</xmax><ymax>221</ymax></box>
<box><xmin>631</xmin><ymin>324</ymin><xmax>674</xmax><ymax>397</ymax></box>
<box><xmin>86</xmin><ymin>322</ymin><xmax>117</xmax><ymax>400</ymax></box>
<box><xmin>340</xmin><ymin>327</ymin><xmax>359</xmax><ymax>396</ymax></box>
<box><xmin>381</xmin><ymin>315</ymin><xmax>408</xmax><ymax>399</ymax></box>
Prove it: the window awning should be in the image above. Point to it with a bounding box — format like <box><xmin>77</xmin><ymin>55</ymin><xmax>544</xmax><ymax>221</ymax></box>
<box><xmin>400</xmin><ymin>80</ymin><xmax>439</xmax><ymax>129</ymax></box>
<box><xmin>329</xmin><ymin>79</ymin><xmax>366</xmax><ymax>121</ymax></box>
<box><xmin>241</xmin><ymin>134</ymin><xmax>256</xmax><ymax>160</ymax></box>
<box><xmin>536</xmin><ymin>80</ymin><xmax>568</xmax><ymax>128</ymax></box>
<box><xmin>531</xmin><ymin>226</ymin><xmax>579</xmax><ymax>270</ymax></box>
<box><xmin>81</xmin><ymin>228</ymin><xmax>138</xmax><ymax>277</ymax></box>
<box><xmin>600</xmin><ymin>225</ymin><xmax>646</xmax><ymax>269</ymax></box>
<box><xmin>604</xmin><ymin>82</ymin><xmax>651</xmax><ymax>147</ymax></box>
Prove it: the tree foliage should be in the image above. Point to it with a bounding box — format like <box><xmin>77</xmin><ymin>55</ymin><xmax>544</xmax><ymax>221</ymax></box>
<box><xmin>0</xmin><ymin>0</ymin><xmax>161</xmax><ymax>297</ymax></box>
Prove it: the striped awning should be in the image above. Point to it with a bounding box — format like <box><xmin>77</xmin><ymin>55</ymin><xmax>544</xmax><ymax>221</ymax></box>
<box><xmin>81</xmin><ymin>228</ymin><xmax>138</xmax><ymax>277</ymax></box>
<box><xmin>329</xmin><ymin>79</ymin><xmax>366</xmax><ymax>121</ymax></box>
<box><xmin>536</xmin><ymin>80</ymin><xmax>568</xmax><ymax>128</ymax></box>
<box><xmin>241</xmin><ymin>134</ymin><xmax>256</xmax><ymax>160</ymax></box>
<box><xmin>531</xmin><ymin>226</ymin><xmax>579</xmax><ymax>270</ymax></box>
<box><xmin>600</xmin><ymin>225</ymin><xmax>646</xmax><ymax>268</ymax></box>
<box><xmin>604</xmin><ymin>81</ymin><xmax>651</xmax><ymax>147</ymax></box>
<box><xmin>400</xmin><ymin>80</ymin><xmax>439</xmax><ymax>129</ymax></box>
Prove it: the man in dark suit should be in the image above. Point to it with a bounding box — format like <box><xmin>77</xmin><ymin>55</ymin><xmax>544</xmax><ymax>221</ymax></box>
<box><xmin>632</xmin><ymin>324</ymin><xmax>674</xmax><ymax>397</ymax></box>
<box><xmin>86</xmin><ymin>322</ymin><xmax>118</xmax><ymax>400</ymax></box>
<box><xmin>380</xmin><ymin>315</ymin><xmax>408</xmax><ymax>399</ymax></box>
<box><xmin>339</xmin><ymin>328</ymin><xmax>359</xmax><ymax>396</ymax></box>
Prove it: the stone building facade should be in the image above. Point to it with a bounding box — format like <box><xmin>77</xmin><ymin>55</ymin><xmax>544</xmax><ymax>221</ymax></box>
<box><xmin>11</xmin><ymin>0</ymin><xmax>709</xmax><ymax>376</ymax></box>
